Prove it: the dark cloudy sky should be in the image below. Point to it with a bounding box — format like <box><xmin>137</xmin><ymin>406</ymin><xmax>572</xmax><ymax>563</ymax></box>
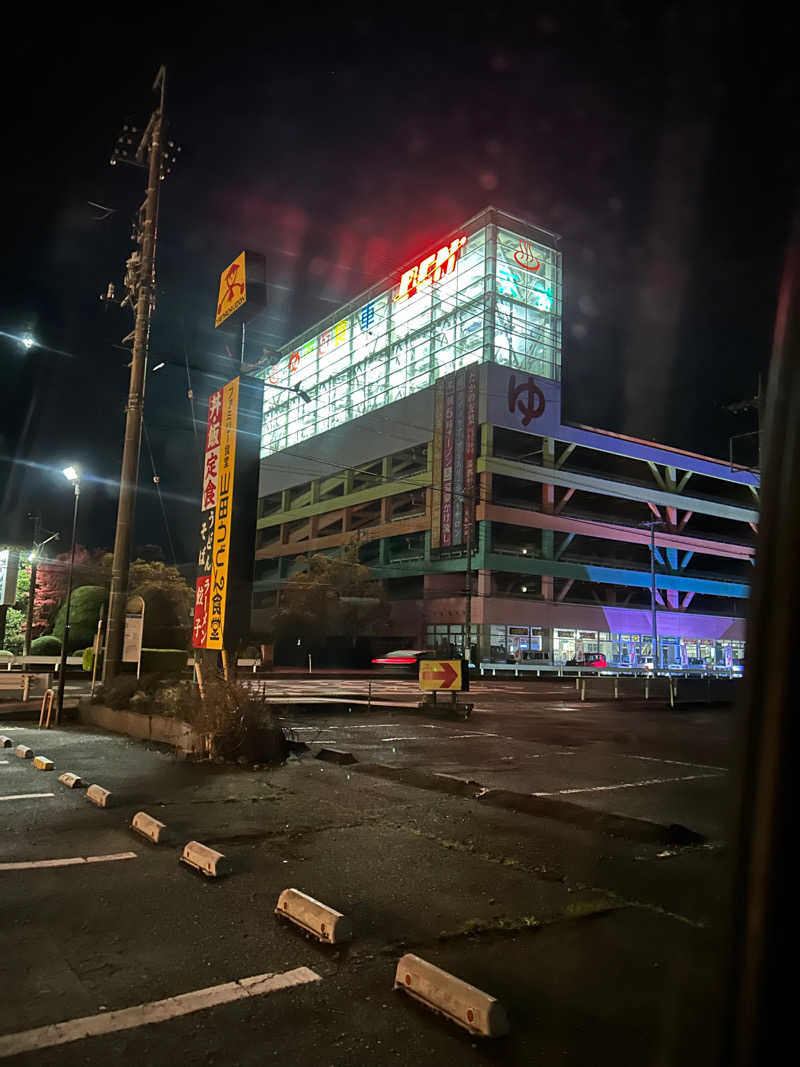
<box><xmin>1</xmin><ymin>4</ymin><xmax>796</xmax><ymax>565</ymax></box>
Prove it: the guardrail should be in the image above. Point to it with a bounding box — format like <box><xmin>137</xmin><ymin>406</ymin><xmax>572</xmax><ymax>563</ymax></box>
<box><xmin>1</xmin><ymin>656</ymin><xmax>83</xmax><ymax>672</ymax></box>
<box><xmin>478</xmin><ymin>661</ymin><xmax>742</xmax><ymax>680</ymax></box>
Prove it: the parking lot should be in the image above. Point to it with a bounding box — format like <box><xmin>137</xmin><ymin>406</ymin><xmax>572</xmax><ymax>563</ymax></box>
<box><xmin>0</xmin><ymin>683</ymin><xmax>738</xmax><ymax>1064</ymax></box>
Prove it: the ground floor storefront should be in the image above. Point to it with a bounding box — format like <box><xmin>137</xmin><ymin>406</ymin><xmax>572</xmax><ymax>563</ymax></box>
<box><xmin>423</xmin><ymin>621</ymin><xmax>744</xmax><ymax>669</ymax></box>
<box><xmin>390</xmin><ymin>594</ymin><xmax>746</xmax><ymax>669</ymax></box>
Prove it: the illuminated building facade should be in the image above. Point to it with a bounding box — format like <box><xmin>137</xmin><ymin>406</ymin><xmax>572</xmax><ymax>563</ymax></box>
<box><xmin>252</xmin><ymin>207</ymin><xmax>756</xmax><ymax>668</ymax></box>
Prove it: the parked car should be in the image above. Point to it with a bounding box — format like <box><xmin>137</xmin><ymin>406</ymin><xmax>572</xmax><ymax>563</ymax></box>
<box><xmin>565</xmin><ymin>652</ymin><xmax>607</xmax><ymax>668</ymax></box>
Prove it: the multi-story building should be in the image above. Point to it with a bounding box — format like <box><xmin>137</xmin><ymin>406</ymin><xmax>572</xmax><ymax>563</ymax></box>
<box><xmin>251</xmin><ymin>207</ymin><xmax>757</xmax><ymax>668</ymax></box>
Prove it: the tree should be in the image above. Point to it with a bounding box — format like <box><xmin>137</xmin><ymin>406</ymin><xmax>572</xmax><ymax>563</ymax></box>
<box><xmin>269</xmin><ymin>541</ymin><xmax>389</xmax><ymax>649</ymax></box>
<box><xmin>98</xmin><ymin>555</ymin><xmax>194</xmax><ymax>649</ymax></box>
<box><xmin>33</xmin><ymin>546</ymin><xmax>105</xmax><ymax>637</ymax></box>
<box><xmin>2</xmin><ymin>561</ymin><xmax>29</xmax><ymax>654</ymax></box>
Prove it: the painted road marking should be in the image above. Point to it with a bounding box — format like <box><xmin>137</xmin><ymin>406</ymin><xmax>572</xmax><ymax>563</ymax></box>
<box><xmin>288</xmin><ymin>724</ymin><xmax>401</xmax><ymax>731</ymax></box>
<box><xmin>381</xmin><ymin>736</ymin><xmax>423</xmax><ymax>742</ymax></box>
<box><xmin>532</xmin><ymin>772</ymin><xmax>724</xmax><ymax>797</ymax></box>
<box><xmin>0</xmin><ymin>966</ymin><xmax>322</xmax><ymax>1058</ymax></box>
<box><xmin>618</xmin><ymin>753</ymin><xmax>728</xmax><ymax>773</ymax></box>
<box><xmin>0</xmin><ymin>852</ymin><xmax>137</xmax><ymax>872</ymax></box>
<box><xmin>0</xmin><ymin>793</ymin><xmax>55</xmax><ymax>802</ymax></box>
<box><xmin>447</xmin><ymin>733</ymin><xmax>499</xmax><ymax>739</ymax></box>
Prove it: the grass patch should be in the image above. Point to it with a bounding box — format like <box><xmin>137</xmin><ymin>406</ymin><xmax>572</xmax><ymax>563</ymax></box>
<box><xmin>439</xmin><ymin>914</ymin><xmax>540</xmax><ymax>941</ymax></box>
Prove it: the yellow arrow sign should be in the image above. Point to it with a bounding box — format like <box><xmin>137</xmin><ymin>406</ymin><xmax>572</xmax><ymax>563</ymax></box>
<box><xmin>419</xmin><ymin>659</ymin><xmax>462</xmax><ymax>691</ymax></box>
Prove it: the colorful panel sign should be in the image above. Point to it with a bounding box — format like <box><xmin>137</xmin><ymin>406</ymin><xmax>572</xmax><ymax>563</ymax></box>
<box><xmin>430</xmin><ymin>366</ymin><xmax>479</xmax><ymax>550</ymax></box>
<box><xmin>214</xmin><ymin>250</ymin><xmax>267</xmax><ymax>329</ymax></box>
<box><xmin>193</xmin><ymin>375</ymin><xmax>264</xmax><ymax>650</ymax></box>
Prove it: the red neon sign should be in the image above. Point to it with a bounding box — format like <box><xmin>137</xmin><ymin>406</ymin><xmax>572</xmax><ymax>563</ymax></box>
<box><xmin>513</xmin><ymin>238</ymin><xmax>541</xmax><ymax>272</ymax></box>
<box><xmin>395</xmin><ymin>235</ymin><xmax>467</xmax><ymax>302</ymax></box>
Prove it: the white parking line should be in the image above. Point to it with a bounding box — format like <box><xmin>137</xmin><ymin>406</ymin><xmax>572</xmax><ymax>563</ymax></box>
<box><xmin>0</xmin><ymin>793</ymin><xmax>55</xmax><ymax>802</ymax></box>
<box><xmin>532</xmin><ymin>772</ymin><xmax>723</xmax><ymax>797</ymax></box>
<box><xmin>0</xmin><ymin>966</ymin><xmax>321</xmax><ymax>1058</ymax></box>
<box><xmin>0</xmin><ymin>852</ymin><xmax>137</xmax><ymax>872</ymax></box>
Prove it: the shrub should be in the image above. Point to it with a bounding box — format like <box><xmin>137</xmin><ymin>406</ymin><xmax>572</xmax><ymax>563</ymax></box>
<box><xmin>30</xmin><ymin>635</ymin><xmax>61</xmax><ymax>655</ymax></box>
<box><xmin>52</xmin><ymin>586</ymin><xmax>105</xmax><ymax>653</ymax></box>
<box><xmin>93</xmin><ymin>676</ymin><xmax>139</xmax><ymax>710</ymax></box>
<box><xmin>155</xmin><ymin>678</ymin><xmax>289</xmax><ymax>765</ymax></box>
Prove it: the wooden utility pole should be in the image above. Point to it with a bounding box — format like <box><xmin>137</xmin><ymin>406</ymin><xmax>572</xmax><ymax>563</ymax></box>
<box><xmin>103</xmin><ymin>67</ymin><xmax>170</xmax><ymax>684</ymax></box>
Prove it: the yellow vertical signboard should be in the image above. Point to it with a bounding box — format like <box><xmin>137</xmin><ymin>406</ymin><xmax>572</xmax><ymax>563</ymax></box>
<box><xmin>206</xmin><ymin>378</ymin><xmax>239</xmax><ymax>649</ymax></box>
<box><xmin>215</xmin><ymin>252</ymin><xmax>248</xmax><ymax>328</ymax></box>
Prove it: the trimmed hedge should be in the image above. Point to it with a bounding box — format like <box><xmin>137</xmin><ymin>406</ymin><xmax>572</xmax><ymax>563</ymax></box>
<box><xmin>141</xmin><ymin>649</ymin><xmax>188</xmax><ymax>676</ymax></box>
<box><xmin>30</xmin><ymin>635</ymin><xmax>61</xmax><ymax>655</ymax></box>
<box><xmin>82</xmin><ymin>647</ymin><xmax>187</xmax><ymax>676</ymax></box>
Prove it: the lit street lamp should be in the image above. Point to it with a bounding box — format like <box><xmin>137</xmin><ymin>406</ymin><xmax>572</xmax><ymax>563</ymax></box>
<box><xmin>56</xmin><ymin>466</ymin><xmax>81</xmax><ymax>724</ymax></box>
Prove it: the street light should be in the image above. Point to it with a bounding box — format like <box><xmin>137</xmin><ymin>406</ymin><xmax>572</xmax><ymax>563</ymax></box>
<box><xmin>56</xmin><ymin>466</ymin><xmax>81</xmax><ymax>725</ymax></box>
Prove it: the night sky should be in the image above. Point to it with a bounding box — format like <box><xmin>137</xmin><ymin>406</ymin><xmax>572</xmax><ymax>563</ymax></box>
<box><xmin>2</xmin><ymin>5</ymin><xmax>796</xmax><ymax>568</ymax></box>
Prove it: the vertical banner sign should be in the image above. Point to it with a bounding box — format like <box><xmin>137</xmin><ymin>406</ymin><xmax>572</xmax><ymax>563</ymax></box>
<box><xmin>193</xmin><ymin>375</ymin><xmax>264</xmax><ymax>651</ymax></box>
<box><xmin>208</xmin><ymin>378</ymin><xmax>239</xmax><ymax>648</ymax></box>
<box><xmin>440</xmin><ymin>375</ymin><xmax>456</xmax><ymax>547</ymax></box>
<box><xmin>430</xmin><ymin>382</ymin><xmax>444</xmax><ymax>550</ymax></box>
<box><xmin>451</xmin><ymin>373</ymin><xmax>466</xmax><ymax>545</ymax></box>
<box><xmin>193</xmin><ymin>388</ymin><xmax>222</xmax><ymax>648</ymax></box>
<box><xmin>430</xmin><ymin>368</ymin><xmax>479</xmax><ymax>551</ymax></box>
<box><xmin>462</xmin><ymin>367</ymin><xmax>479</xmax><ymax>543</ymax></box>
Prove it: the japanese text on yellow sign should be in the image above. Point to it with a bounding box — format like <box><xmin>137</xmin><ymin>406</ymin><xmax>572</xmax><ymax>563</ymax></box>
<box><xmin>207</xmin><ymin>378</ymin><xmax>239</xmax><ymax>648</ymax></box>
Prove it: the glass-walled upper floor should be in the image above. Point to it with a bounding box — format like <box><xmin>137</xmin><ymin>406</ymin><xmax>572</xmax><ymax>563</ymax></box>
<box><xmin>255</xmin><ymin>212</ymin><xmax>563</xmax><ymax>458</ymax></box>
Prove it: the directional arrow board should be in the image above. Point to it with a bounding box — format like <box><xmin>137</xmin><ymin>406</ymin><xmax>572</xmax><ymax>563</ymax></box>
<box><xmin>419</xmin><ymin>659</ymin><xmax>462</xmax><ymax>691</ymax></box>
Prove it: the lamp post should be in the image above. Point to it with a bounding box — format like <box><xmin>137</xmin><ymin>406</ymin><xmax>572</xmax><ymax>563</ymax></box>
<box><xmin>639</xmin><ymin>519</ymin><xmax>665</xmax><ymax>672</ymax></box>
<box><xmin>56</xmin><ymin>466</ymin><xmax>81</xmax><ymax>725</ymax></box>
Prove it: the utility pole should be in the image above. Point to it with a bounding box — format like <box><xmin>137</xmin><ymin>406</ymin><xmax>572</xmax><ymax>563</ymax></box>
<box><xmin>103</xmin><ymin>67</ymin><xmax>173</xmax><ymax>684</ymax></box>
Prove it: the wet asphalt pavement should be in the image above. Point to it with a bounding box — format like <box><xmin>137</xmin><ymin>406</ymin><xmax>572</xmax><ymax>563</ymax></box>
<box><xmin>0</xmin><ymin>678</ymin><xmax>738</xmax><ymax>1065</ymax></box>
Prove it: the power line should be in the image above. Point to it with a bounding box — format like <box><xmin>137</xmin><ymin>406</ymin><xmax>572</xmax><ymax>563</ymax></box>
<box><xmin>142</xmin><ymin>421</ymin><xmax>177</xmax><ymax>566</ymax></box>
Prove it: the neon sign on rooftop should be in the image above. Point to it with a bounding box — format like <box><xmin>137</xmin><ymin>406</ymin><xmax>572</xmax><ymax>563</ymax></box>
<box><xmin>394</xmin><ymin>235</ymin><xmax>467</xmax><ymax>302</ymax></box>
